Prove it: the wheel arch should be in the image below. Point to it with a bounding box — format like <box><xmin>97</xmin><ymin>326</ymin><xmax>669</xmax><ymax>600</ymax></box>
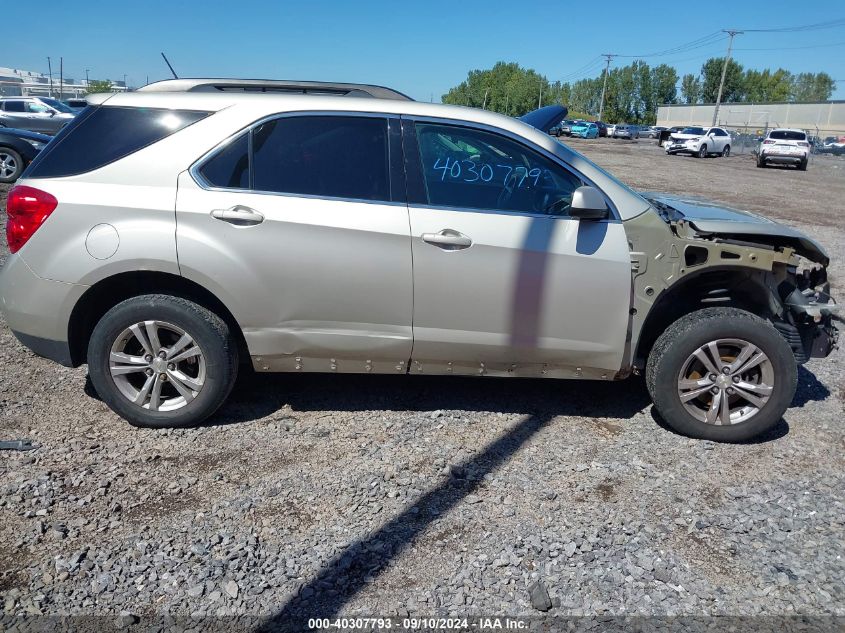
<box><xmin>634</xmin><ymin>267</ymin><xmax>777</xmax><ymax>368</ymax></box>
<box><xmin>67</xmin><ymin>271</ymin><xmax>249</xmax><ymax>367</ymax></box>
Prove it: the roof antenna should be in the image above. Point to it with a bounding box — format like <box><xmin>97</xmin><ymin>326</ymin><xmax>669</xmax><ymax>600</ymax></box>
<box><xmin>161</xmin><ymin>52</ymin><xmax>179</xmax><ymax>79</ymax></box>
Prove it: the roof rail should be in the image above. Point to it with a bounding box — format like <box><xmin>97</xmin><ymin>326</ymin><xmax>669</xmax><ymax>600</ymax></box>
<box><xmin>137</xmin><ymin>78</ymin><xmax>413</xmax><ymax>101</ymax></box>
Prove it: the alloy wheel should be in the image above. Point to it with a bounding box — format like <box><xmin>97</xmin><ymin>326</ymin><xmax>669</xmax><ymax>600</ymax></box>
<box><xmin>109</xmin><ymin>320</ymin><xmax>206</xmax><ymax>412</ymax></box>
<box><xmin>676</xmin><ymin>338</ymin><xmax>774</xmax><ymax>425</ymax></box>
<box><xmin>0</xmin><ymin>152</ymin><xmax>18</xmax><ymax>179</ymax></box>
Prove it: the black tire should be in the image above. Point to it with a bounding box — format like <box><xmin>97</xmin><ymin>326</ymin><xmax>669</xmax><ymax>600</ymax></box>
<box><xmin>0</xmin><ymin>147</ymin><xmax>24</xmax><ymax>183</ymax></box>
<box><xmin>697</xmin><ymin>144</ymin><xmax>707</xmax><ymax>158</ymax></box>
<box><xmin>722</xmin><ymin>145</ymin><xmax>731</xmax><ymax>157</ymax></box>
<box><xmin>87</xmin><ymin>294</ymin><xmax>239</xmax><ymax>428</ymax></box>
<box><xmin>645</xmin><ymin>307</ymin><xmax>797</xmax><ymax>442</ymax></box>
<box><xmin>798</xmin><ymin>159</ymin><xmax>808</xmax><ymax>171</ymax></box>
<box><xmin>756</xmin><ymin>155</ymin><xmax>766</xmax><ymax>168</ymax></box>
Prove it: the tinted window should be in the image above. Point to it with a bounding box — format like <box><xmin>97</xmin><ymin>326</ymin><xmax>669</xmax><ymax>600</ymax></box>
<box><xmin>414</xmin><ymin>123</ymin><xmax>582</xmax><ymax>216</ymax></box>
<box><xmin>252</xmin><ymin>116</ymin><xmax>390</xmax><ymax>201</ymax></box>
<box><xmin>199</xmin><ymin>133</ymin><xmax>249</xmax><ymax>189</ymax></box>
<box><xmin>682</xmin><ymin>127</ymin><xmax>706</xmax><ymax>135</ymax></box>
<box><xmin>3</xmin><ymin>101</ymin><xmax>25</xmax><ymax>112</ymax></box>
<box><xmin>25</xmin><ymin>106</ymin><xmax>209</xmax><ymax>179</ymax></box>
<box><xmin>769</xmin><ymin>130</ymin><xmax>806</xmax><ymax>141</ymax></box>
<box><xmin>39</xmin><ymin>98</ymin><xmax>74</xmax><ymax>113</ymax></box>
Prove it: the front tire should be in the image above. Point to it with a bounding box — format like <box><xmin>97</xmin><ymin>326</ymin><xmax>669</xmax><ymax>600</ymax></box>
<box><xmin>0</xmin><ymin>147</ymin><xmax>24</xmax><ymax>183</ymax></box>
<box><xmin>697</xmin><ymin>144</ymin><xmax>707</xmax><ymax>158</ymax></box>
<box><xmin>87</xmin><ymin>295</ymin><xmax>238</xmax><ymax>428</ymax></box>
<box><xmin>646</xmin><ymin>308</ymin><xmax>797</xmax><ymax>442</ymax></box>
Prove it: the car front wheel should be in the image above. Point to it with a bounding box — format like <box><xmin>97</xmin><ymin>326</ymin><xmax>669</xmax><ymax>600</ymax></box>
<box><xmin>0</xmin><ymin>147</ymin><xmax>24</xmax><ymax>183</ymax></box>
<box><xmin>646</xmin><ymin>307</ymin><xmax>797</xmax><ymax>442</ymax></box>
<box><xmin>697</xmin><ymin>145</ymin><xmax>707</xmax><ymax>158</ymax></box>
<box><xmin>87</xmin><ymin>294</ymin><xmax>238</xmax><ymax>428</ymax></box>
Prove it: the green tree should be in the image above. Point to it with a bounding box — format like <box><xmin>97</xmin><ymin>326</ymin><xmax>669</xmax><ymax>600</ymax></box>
<box><xmin>700</xmin><ymin>57</ymin><xmax>744</xmax><ymax>103</ymax></box>
<box><xmin>743</xmin><ymin>68</ymin><xmax>792</xmax><ymax>102</ymax></box>
<box><xmin>441</xmin><ymin>62</ymin><xmax>552</xmax><ymax>116</ymax></box>
<box><xmin>85</xmin><ymin>79</ymin><xmax>114</xmax><ymax>94</ymax></box>
<box><xmin>790</xmin><ymin>72</ymin><xmax>835</xmax><ymax>101</ymax></box>
<box><xmin>680</xmin><ymin>74</ymin><xmax>701</xmax><ymax>104</ymax></box>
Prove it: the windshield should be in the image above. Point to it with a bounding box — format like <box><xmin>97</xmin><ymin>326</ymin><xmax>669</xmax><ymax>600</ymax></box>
<box><xmin>769</xmin><ymin>130</ymin><xmax>806</xmax><ymax>141</ymax></box>
<box><xmin>39</xmin><ymin>98</ymin><xmax>75</xmax><ymax>114</ymax></box>
<box><xmin>681</xmin><ymin>127</ymin><xmax>705</xmax><ymax>135</ymax></box>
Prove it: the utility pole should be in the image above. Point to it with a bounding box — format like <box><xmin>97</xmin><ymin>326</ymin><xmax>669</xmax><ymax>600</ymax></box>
<box><xmin>47</xmin><ymin>57</ymin><xmax>53</xmax><ymax>97</ymax></box>
<box><xmin>85</xmin><ymin>68</ymin><xmax>89</xmax><ymax>86</ymax></box>
<box><xmin>482</xmin><ymin>88</ymin><xmax>489</xmax><ymax>110</ymax></box>
<box><xmin>538</xmin><ymin>81</ymin><xmax>543</xmax><ymax>109</ymax></box>
<box><xmin>59</xmin><ymin>57</ymin><xmax>63</xmax><ymax>100</ymax></box>
<box><xmin>598</xmin><ymin>54</ymin><xmax>615</xmax><ymax>122</ymax></box>
<box><xmin>123</xmin><ymin>74</ymin><xmax>127</xmax><ymax>91</ymax></box>
<box><xmin>712</xmin><ymin>30</ymin><xmax>742</xmax><ymax>126</ymax></box>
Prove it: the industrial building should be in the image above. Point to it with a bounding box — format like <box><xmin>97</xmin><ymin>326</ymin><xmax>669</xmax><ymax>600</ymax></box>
<box><xmin>0</xmin><ymin>66</ymin><xmax>128</xmax><ymax>98</ymax></box>
<box><xmin>657</xmin><ymin>101</ymin><xmax>845</xmax><ymax>138</ymax></box>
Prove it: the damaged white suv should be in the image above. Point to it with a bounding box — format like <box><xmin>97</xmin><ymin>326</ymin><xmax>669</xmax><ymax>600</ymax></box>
<box><xmin>0</xmin><ymin>80</ymin><xmax>838</xmax><ymax>441</ymax></box>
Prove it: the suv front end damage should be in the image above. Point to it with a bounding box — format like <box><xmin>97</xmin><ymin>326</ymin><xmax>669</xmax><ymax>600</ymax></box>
<box><xmin>625</xmin><ymin>196</ymin><xmax>839</xmax><ymax>371</ymax></box>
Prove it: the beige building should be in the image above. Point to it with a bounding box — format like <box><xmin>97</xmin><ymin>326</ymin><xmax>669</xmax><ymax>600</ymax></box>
<box><xmin>657</xmin><ymin>101</ymin><xmax>845</xmax><ymax>138</ymax></box>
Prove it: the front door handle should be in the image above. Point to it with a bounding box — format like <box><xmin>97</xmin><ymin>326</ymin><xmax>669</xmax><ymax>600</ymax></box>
<box><xmin>421</xmin><ymin>230</ymin><xmax>472</xmax><ymax>250</ymax></box>
<box><xmin>211</xmin><ymin>205</ymin><xmax>264</xmax><ymax>225</ymax></box>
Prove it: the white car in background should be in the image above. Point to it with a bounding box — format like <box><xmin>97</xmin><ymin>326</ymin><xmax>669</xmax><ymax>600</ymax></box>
<box><xmin>757</xmin><ymin>129</ymin><xmax>810</xmax><ymax>170</ymax></box>
<box><xmin>665</xmin><ymin>126</ymin><xmax>732</xmax><ymax>158</ymax></box>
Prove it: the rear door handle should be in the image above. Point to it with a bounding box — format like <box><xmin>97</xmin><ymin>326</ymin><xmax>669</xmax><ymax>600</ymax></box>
<box><xmin>211</xmin><ymin>205</ymin><xmax>264</xmax><ymax>225</ymax></box>
<box><xmin>421</xmin><ymin>230</ymin><xmax>472</xmax><ymax>250</ymax></box>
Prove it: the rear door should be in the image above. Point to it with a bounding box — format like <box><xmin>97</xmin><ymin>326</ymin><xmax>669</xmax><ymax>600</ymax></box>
<box><xmin>1</xmin><ymin>100</ymin><xmax>30</xmax><ymax>130</ymax></box>
<box><xmin>402</xmin><ymin>118</ymin><xmax>631</xmax><ymax>377</ymax></box>
<box><xmin>176</xmin><ymin>113</ymin><xmax>414</xmax><ymax>373</ymax></box>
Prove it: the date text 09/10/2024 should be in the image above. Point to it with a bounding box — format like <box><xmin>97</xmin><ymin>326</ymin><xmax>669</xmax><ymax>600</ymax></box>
<box><xmin>308</xmin><ymin>616</ymin><xmax>528</xmax><ymax>630</ymax></box>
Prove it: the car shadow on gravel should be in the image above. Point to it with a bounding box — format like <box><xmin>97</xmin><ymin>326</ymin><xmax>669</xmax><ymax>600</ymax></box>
<box><xmin>255</xmin><ymin>411</ymin><xmax>554</xmax><ymax>631</ymax></box>
<box><xmin>208</xmin><ymin>370</ymin><xmax>652</xmax><ymax>427</ymax></box>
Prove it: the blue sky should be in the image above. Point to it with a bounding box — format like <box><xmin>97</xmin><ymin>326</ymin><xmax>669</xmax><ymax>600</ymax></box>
<box><xmin>6</xmin><ymin>0</ymin><xmax>845</xmax><ymax>100</ymax></box>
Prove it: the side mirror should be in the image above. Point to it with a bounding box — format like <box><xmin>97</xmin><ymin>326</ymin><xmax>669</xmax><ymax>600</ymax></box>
<box><xmin>570</xmin><ymin>186</ymin><xmax>609</xmax><ymax>220</ymax></box>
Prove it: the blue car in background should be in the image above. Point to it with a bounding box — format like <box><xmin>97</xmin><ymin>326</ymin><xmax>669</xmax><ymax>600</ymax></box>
<box><xmin>570</xmin><ymin>121</ymin><xmax>599</xmax><ymax>139</ymax></box>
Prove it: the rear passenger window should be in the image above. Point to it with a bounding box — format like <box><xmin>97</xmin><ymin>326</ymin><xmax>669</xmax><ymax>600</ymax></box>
<box><xmin>24</xmin><ymin>106</ymin><xmax>210</xmax><ymax>179</ymax></box>
<box><xmin>252</xmin><ymin>116</ymin><xmax>390</xmax><ymax>201</ymax></box>
<box><xmin>198</xmin><ymin>133</ymin><xmax>249</xmax><ymax>189</ymax></box>
<box><xmin>4</xmin><ymin>101</ymin><xmax>25</xmax><ymax>112</ymax></box>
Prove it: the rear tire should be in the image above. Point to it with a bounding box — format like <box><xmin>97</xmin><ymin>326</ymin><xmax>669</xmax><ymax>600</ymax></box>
<box><xmin>87</xmin><ymin>294</ymin><xmax>239</xmax><ymax>428</ymax></box>
<box><xmin>722</xmin><ymin>145</ymin><xmax>731</xmax><ymax>157</ymax></box>
<box><xmin>798</xmin><ymin>159</ymin><xmax>808</xmax><ymax>171</ymax></box>
<box><xmin>756</xmin><ymin>155</ymin><xmax>766</xmax><ymax>168</ymax></box>
<box><xmin>646</xmin><ymin>307</ymin><xmax>797</xmax><ymax>442</ymax></box>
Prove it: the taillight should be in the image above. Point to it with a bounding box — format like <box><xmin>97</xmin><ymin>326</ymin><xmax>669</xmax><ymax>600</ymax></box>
<box><xmin>5</xmin><ymin>185</ymin><xmax>58</xmax><ymax>254</ymax></box>
<box><xmin>798</xmin><ymin>141</ymin><xmax>809</xmax><ymax>147</ymax></box>
<box><xmin>763</xmin><ymin>140</ymin><xmax>775</xmax><ymax>144</ymax></box>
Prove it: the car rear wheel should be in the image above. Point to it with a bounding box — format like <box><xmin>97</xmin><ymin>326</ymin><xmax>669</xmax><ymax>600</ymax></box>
<box><xmin>646</xmin><ymin>307</ymin><xmax>797</xmax><ymax>442</ymax></box>
<box><xmin>722</xmin><ymin>145</ymin><xmax>731</xmax><ymax>157</ymax></box>
<box><xmin>0</xmin><ymin>147</ymin><xmax>23</xmax><ymax>183</ymax></box>
<box><xmin>697</xmin><ymin>145</ymin><xmax>707</xmax><ymax>158</ymax></box>
<box><xmin>756</xmin><ymin>155</ymin><xmax>766</xmax><ymax>168</ymax></box>
<box><xmin>87</xmin><ymin>294</ymin><xmax>238</xmax><ymax>428</ymax></box>
<box><xmin>798</xmin><ymin>158</ymin><xmax>808</xmax><ymax>171</ymax></box>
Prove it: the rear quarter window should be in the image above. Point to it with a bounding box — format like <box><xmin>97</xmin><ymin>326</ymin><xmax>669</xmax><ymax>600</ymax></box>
<box><xmin>23</xmin><ymin>106</ymin><xmax>210</xmax><ymax>179</ymax></box>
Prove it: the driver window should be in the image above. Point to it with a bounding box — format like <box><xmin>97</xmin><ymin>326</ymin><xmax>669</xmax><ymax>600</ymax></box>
<box><xmin>26</xmin><ymin>102</ymin><xmax>52</xmax><ymax>114</ymax></box>
<box><xmin>414</xmin><ymin>123</ymin><xmax>582</xmax><ymax>216</ymax></box>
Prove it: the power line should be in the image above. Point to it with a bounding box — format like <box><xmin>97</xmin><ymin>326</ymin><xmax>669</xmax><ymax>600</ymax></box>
<box><xmin>735</xmin><ymin>40</ymin><xmax>845</xmax><ymax>51</ymax></box>
<box><xmin>737</xmin><ymin>18</ymin><xmax>845</xmax><ymax>33</ymax></box>
<box><xmin>615</xmin><ymin>31</ymin><xmax>728</xmax><ymax>59</ymax></box>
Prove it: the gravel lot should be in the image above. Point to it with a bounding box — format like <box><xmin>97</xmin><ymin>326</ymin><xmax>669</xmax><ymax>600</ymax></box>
<box><xmin>1</xmin><ymin>139</ymin><xmax>843</xmax><ymax>628</ymax></box>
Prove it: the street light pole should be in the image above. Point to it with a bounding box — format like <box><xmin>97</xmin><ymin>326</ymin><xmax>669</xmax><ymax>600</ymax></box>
<box><xmin>712</xmin><ymin>30</ymin><xmax>742</xmax><ymax>126</ymax></box>
<box><xmin>598</xmin><ymin>54</ymin><xmax>615</xmax><ymax>122</ymax></box>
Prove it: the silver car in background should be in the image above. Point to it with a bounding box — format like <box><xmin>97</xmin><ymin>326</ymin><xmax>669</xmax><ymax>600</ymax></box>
<box><xmin>612</xmin><ymin>124</ymin><xmax>638</xmax><ymax>140</ymax></box>
<box><xmin>0</xmin><ymin>97</ymin><xmax>77</xmax><ymax>134</ymax></box>
<box><xmin>0</xmin><ymin>80</ymin><xmax>838</xmax><ymax>443</ymax></box>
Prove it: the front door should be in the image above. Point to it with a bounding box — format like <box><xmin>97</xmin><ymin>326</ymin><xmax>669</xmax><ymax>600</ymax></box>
<box><xmin>404</xmin><ymin>120</ymin><xmax>632</xmax><ymax>378</ymax></box>
<box><xmin>176</xmin><ymin>114</ymin><xmax>413</xmax><ymax>374</ymax></box>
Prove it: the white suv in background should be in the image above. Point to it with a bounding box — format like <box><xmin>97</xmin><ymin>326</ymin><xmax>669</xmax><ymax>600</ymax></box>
<box><xmin>757</xmin><ymin>128</ymin><xmax>810</xmax><ymax>171</ymax></box>
<box><xmin>665</xmin><ymin>126</ymin><xmax>731</xmax><ymax>158</ymax></box>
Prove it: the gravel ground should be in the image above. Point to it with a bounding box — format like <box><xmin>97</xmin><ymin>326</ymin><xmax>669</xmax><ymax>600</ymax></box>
<box><xmin>0</xmin><ymin>140</ymin><xmax>843</xmax><ymax>628</ymax></box>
